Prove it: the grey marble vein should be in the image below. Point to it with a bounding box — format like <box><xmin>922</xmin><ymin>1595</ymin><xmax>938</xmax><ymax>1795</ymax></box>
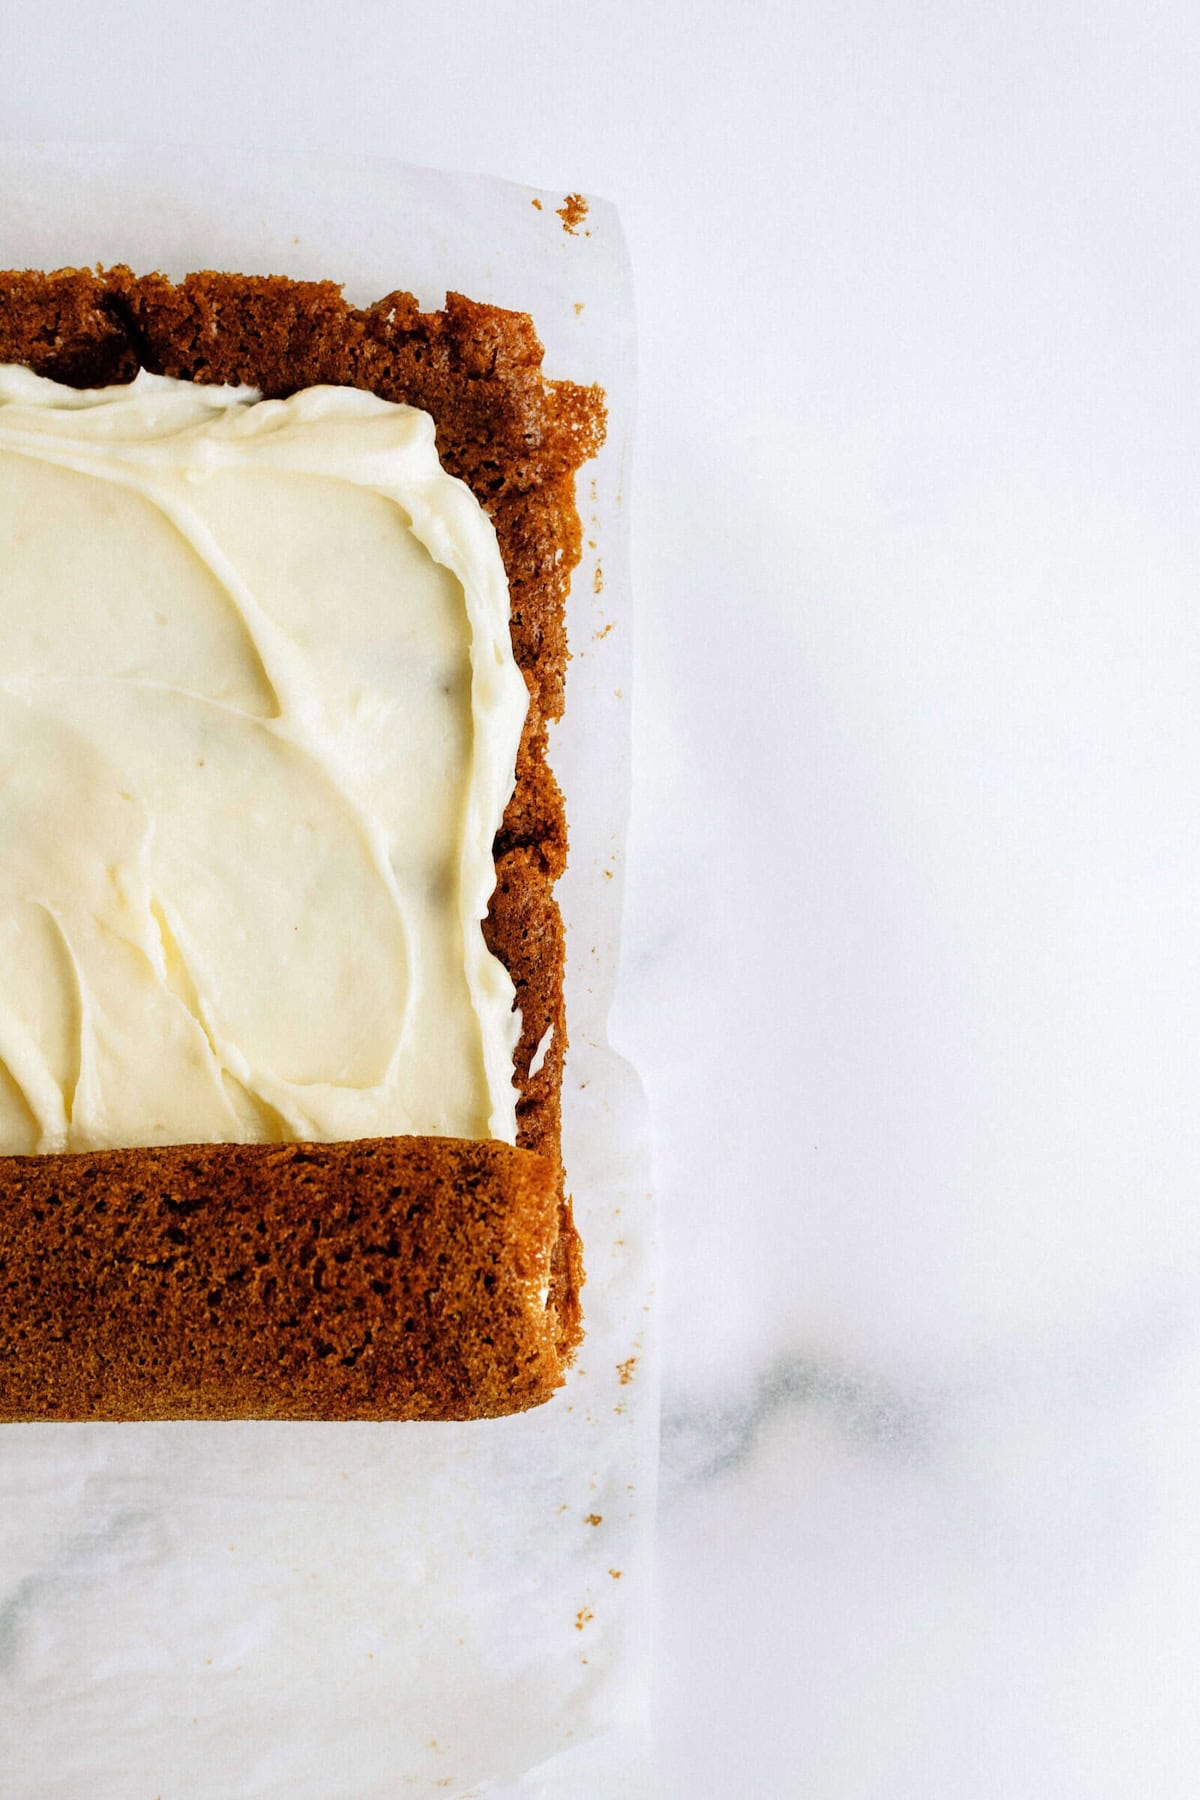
<box><xmin>660</xmin><ymin>1351</ymin><xmax>936</xmax><ymax>1498</ymax></box>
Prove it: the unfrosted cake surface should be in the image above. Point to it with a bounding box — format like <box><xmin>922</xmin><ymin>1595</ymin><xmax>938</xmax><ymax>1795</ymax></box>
<box><xmin>0</xmin><ymin>1137</ymin><xmax>582</xmax><ymax>1422</ymax></box>
<box><xmin>0</xmin><ymin>267</ymin><xmax>605</xmax><ymax>1420</ymax></box>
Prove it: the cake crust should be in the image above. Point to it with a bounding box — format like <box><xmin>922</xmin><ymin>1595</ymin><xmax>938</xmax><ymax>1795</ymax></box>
<box><xmin>0</xmin><ymin>266</ymin><xmax>604</xmax><ymax>1421</ymax></box>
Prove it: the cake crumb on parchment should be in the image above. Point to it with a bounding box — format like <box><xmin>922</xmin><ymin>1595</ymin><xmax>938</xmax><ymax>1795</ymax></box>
<box><xmin>557</xmin><ymin>193</ymin><xmax>589</xmax><ymax>235</ymax></box>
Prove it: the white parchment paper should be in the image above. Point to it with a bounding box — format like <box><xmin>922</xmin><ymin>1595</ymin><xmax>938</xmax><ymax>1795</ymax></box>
<box><xmin>0</xmin><ymin>143</ymin><xmax>653</xmax><ymax>1800</ymax></box>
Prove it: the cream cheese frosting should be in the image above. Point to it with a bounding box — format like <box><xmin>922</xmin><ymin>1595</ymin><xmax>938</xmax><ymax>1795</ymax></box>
<box><xmin>0</xmin><ymin>365</ymin><xmax>528</xmax><ymax>1155</ymax></box>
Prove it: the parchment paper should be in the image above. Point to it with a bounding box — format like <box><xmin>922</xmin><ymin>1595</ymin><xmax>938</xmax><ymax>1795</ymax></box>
<box><xmin>0</xmin><ymin>143</ymin><xmax>653</xmax><ymax>1800</ymax></box>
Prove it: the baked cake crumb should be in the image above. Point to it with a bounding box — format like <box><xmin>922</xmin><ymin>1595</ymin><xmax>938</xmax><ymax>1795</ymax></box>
<box><xmin>557</xmin><ymin>194</ymin><xmax>590</xmax><ymax>235</ymax></box>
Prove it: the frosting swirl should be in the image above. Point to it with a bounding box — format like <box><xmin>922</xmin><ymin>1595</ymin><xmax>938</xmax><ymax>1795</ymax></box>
<box><xmin>0</xmin><ymin>367</ymin><xmax>527</xmax><ymax>1153</ymax></box>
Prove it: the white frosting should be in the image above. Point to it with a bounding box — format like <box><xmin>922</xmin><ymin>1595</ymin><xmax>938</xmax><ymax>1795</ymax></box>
<box><xmin>0</xmin><ymin>366</ymin><xmax>528</xmax><ymax>1153</ymax></box>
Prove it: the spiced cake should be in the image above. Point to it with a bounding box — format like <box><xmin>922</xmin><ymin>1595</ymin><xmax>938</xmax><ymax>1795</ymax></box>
<box><xmin>0</xmin><ymin>267</ymin><xmax>604</xmax><ymax>1421</ymax></box>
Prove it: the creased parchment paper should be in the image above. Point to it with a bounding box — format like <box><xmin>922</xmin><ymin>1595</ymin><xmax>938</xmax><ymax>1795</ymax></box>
<box><xmin>0</xmin><ymin>143</ymin><xmax>653</xmax><ymax>1800</ymax></box>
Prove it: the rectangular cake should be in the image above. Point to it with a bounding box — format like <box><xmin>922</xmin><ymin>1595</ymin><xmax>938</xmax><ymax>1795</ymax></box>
<box><xmin>0</xmin><ymin>267</ymin><xmax>605</xmax><ymax>1420</ymax></box>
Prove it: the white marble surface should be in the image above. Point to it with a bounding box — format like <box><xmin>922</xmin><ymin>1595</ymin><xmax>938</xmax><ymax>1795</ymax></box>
<box><xmin>7</xmin><ymin>4</ymin><xmax>1200</xmax><ymax>1794</ymax></box>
